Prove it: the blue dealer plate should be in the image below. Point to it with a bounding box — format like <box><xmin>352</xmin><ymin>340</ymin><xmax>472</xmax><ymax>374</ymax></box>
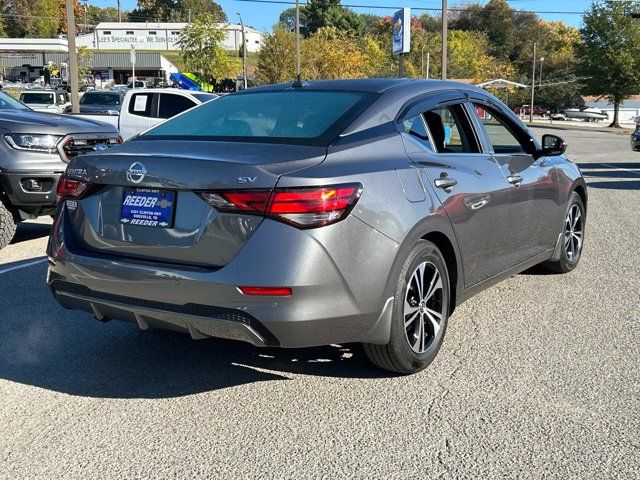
<box><xmin>121</xmin><ymin>189</ymin><xmax>176</xmax><ymax>228</ymax></box>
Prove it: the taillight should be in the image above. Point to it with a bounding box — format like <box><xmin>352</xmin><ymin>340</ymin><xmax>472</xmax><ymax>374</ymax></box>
<box><xmin>197</xmin><ymin>183</ymin><xmax>362</xmax><ymax>229</ymax></box>
<box><xmin>268</xmin><ymin>184</ymin><xmax>362</xmax><ymax>228</ymax></box>
<box><xmin>197</xmin><ymin>191</ymin><xmax>270</xmax><ymax>214</ymax></box>
<box><xmin>56</xmin><ymin>178</ymin><xmax>93</xmax><ymax>200</ymax></box>
<box><xmin>237</xmin><ymin>286</ymin><xmax>292</xmax><ymax>296</ymax></box>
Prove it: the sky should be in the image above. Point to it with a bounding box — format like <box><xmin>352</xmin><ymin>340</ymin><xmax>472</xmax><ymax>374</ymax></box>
<box><xmin>91</xmin><ymin>0</ymin><xmax>595</xmax><ymax>32</ymax></box>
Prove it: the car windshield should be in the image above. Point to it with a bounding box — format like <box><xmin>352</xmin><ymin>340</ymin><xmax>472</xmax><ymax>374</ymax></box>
<box><xmin>192</xmin><ymin>93</ymin><xmax>219</xmax><ymax>103</ymax></box>
<box><xmin>20</xmin><ymin>93</ymin><xmax>54</xmax><ymax>104</ymax></box>
<box><xmin>0</xmin><ymin>92</ymin><xmax>29</xmax><ymax>110</ymax></box>
<box><xmin>142</xmin><ymin>90</ymin><xmax>376</xmax><ymax>145</ymax></box>
<box><xmin>80</xmin><ymin>92</ymin><xmax>121</xmax><ymax>105</ymax></box>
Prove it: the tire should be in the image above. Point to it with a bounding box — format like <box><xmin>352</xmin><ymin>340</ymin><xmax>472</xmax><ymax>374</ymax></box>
<box><xmin>540</xmin><ymin>192</ymin><xmax>585</xmax><ymax>274</ymax></box>
<box><xmin>363</xmin><ymin>240</ymin><xmax>450</xmax><ymax>375</ymax></box>
<box><xmin>0</xmin><ymin>198</ymin><xmax>17</xmax><ymax>251</ymax></box>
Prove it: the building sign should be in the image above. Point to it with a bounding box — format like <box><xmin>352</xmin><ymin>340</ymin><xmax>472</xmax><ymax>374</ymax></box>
<box><xmin>392</xmin><ymin>8</ymin><xmax>411</xmax><ymax>55</ymax></box>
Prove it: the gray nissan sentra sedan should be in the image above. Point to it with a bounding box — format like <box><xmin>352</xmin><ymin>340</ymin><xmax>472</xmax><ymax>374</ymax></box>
<box><xmin>48</xmin><ymin>79</ymin><xmax>587</xmax><ymax>374</ymax></box>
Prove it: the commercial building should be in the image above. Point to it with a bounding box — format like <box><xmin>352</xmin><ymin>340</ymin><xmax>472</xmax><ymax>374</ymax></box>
<box><xmin>0</xmin><ymin>38</ymin><xmax>178</xmax><ymax>85</ymax></box>
<box><xmin>75</xmin><ymin>22</ymin><xmax>263</xmax><ymax>52</ymax></box>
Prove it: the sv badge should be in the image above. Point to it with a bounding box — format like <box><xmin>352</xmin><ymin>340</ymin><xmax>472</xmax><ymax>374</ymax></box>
<box><xmin>238</xmin><ymin>176</ymin><xmax>257</xmax><ymax>184</ymax></box>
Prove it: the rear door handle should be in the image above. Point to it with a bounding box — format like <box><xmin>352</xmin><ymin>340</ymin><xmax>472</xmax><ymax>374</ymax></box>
<box><xmin>507</xmin><ymin>175</ymin><xmax>522</xmax><ymax>186</ymax></box>
<box><xmin>434</xmin><ymin>177</ymin><xmax>458</xmax><ymax>192</ymax></box>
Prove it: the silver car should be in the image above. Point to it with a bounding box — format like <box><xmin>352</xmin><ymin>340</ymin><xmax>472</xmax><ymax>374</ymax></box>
<box><xmin>48</xmin><ymin>79</ymin><xmax>587</xmax><ymax>374</ymax></box>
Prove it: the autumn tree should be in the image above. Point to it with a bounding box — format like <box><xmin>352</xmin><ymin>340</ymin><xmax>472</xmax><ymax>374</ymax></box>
<box><xmin>255</xmin><ymin>28</ymin><xmax>297</xmax><ymax>84</ymax></box>
<box><xmin>132</xmin><ymin>0</ymin><xmax>226</xmax><ymax>23</ymax></box>
<box><xmin>178</xmin><ymin>13</ymin><xmax>240</xmax><ymax>82</ymax></box>
<box><xmin>577</xmin><ymin>0</ymin><xmax>640</xmax><ymax>127</ymax></box>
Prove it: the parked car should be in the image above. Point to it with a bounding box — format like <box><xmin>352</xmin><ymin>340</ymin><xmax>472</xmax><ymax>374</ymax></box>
<box><xmin>514</xmin><ymin>105</ymin><xmax>550</xmax><ymax>116</ymax></box>
<box><xmin>118</xmin><ymin>88</ymin><xmax>218</xmax><ymax>140</ymax></box>
<box><xmin>79</xmin><ymin>90</ymin><xmax>124</xmax><ymax>116</ymax></box>
<box><xmin>48</xmin><ymin>79</ymin><xmax>587</xmax><ymax>374</ymax></box>
<box><xmin>630</xmin><ymin>123</ymin><xmax>640</xmax><ymax>151</ymax></box>
<box><xmin>0</xmin><ymin>90</ymin><xmax>120</xmax><ymax>250</ymax></box>
<box><xmin>18</xmin><ymin>90</ymin><xmax>71</xmax><ymax>114</ymax></box>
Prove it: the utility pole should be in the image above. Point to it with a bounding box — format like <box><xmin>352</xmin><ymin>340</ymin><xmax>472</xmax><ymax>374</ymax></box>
<box><xmin>130</xmin><ymin>45</ymin><xmax>136</xmax><ymax>88</ymax></box>
<box><xmin>65</xmin><ymin>0</ymin><xmax>80</xmax><ymax>113</ymax></box>
<box><xmin>295</xmin><ymin>0</ymin><xmax>301</xmax><ymax>81</ymax></box>
<box><xmin>530</xmin><ymin>42</ymin><xmax>537</xmax><ymax>124</ymax></box>
<box><xmin>539</xmin><ymin>56</ymin><xmax>544</xmax><ymax>87</ymax></box>
<box><xmin>426</xmin><ymin>52</ymin><xmax>430</xmax><ymax>79</ymax></box>
<box><xmin>441</xmin><ymin>0</ymin><xmax>448</xmax><ymax>80</ymax></box>
<box><xmin>237</xmin><ymin>13</ymin><xmax>248</xmax><ymax>90</ymax></box>
<box><xmin>117</xmin><ymin>0</ymin><xmax>122</xmax><ymax>22</ymax></box>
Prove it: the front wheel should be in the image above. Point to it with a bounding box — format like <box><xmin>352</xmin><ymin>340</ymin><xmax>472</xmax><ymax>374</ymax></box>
<box><xmin>540</xmin><ymin>192</ymin><xmax>585</xmax><ymax>273</ymax></box>
<box><xmin>363</xmin><ymin>240</ymin><xmax>450</xmax><ymax>375</ymax></box>
<box><xmin>0</xmin><ymin>199</ymin><xmax>17</xmax><ymax>251</ymax></box>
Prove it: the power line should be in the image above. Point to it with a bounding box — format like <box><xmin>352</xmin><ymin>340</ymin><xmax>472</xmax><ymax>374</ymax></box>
<box><xmin>235</xmin><ymin>0</ymin><xmax>586</xmax><ymax>15</ymax></box>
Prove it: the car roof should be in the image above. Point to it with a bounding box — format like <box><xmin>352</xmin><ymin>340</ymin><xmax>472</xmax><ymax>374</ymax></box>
<box><xmin>246</xmin><ymin>78</ymin><xmax>486</xmax><ymax>95</ymax></box>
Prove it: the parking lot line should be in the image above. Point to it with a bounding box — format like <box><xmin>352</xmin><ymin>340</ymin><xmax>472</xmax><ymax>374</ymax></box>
<box><xmin>601</xmin><ymin>163</ymin><xmax>640</xmax><ymax>176</ymax></box>
<box><xmin>0</xmin><ymin>257</ymin><xmax>47</xmax><ymax>274</ymax></box>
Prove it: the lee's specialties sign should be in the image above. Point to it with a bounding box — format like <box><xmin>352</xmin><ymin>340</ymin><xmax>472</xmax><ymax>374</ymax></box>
<box><xmin>392</xmin><ymin>8</ymin><xmax>411</xmax><ymax>55</ymax></box>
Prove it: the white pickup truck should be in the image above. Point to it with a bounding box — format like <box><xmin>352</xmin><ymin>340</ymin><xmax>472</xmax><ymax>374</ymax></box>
<box><xmin>118</xmin><ymin>88</ymin><xmax>219</xmax><ymax>140</ymax></box>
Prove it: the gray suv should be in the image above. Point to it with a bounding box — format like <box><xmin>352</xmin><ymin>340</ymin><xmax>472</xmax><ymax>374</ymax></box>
<box><xmin>0</xmin><ymin>91</ymin><xmax>120</xmax><ymax>249</ymax></box>
<box><xmin>48</xmin><ymin>79</ymin><xmax>587</xmax><ymax>374</ymax></box>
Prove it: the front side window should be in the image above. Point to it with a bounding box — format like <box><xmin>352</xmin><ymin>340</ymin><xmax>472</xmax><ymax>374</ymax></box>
<box><xmin>402</xmin><ymin>115</ymin><xmax>433</xmax><ymax>152</ymax></box>
<box><xmin>158</xmin><ymin>94</ymin><xmax>196</xmax><ymax>119</ymax></box>
<box><xmin>422</xmin><ymin>105</ymin><xmax>479</xmax><ymax>154</ymax></box>
<box><xmin>142</xmin><ymin>90</ymin><xmax>376</xmax><ymax>146</ymax></box>
<box><xmin>471</xmin><ymin>104</ymin><xmax>532</xmax><ymax>154</ymax></box>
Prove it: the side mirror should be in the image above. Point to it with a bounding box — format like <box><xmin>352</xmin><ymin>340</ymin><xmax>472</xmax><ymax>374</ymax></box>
<box><xmin>537</xmin><ymin>134</ymin><xmax>567</xmax><ymax>158</ymax></box>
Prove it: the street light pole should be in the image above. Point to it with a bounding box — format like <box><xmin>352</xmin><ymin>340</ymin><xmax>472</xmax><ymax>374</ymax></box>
<box><xmin>237</xmin><ymin>13</ymin><xmax>248</xmax><ymax>90</ymax></box>
<box><xmin>441</xmin><ymin>0</ymin><xmax>448</xmax><ymax>80</ymax></box>
<box><xmin>65</xmin><ymin>0</ymin><xmax>80</xmax><ymax>113</ymax></box>
<box><xmin>426</xmin><ymin>52</ymin><xmax>430</xmax><ymax>79</ymax></box>
<box><xmin>295</xmin><ymin>0</ymin><xmax>301</xmax><ymax>82</ymax></box>
<box><xmin>530</xmin><ymin>42</ymin><xmax>537</xmax><ymax>124</ymax></box>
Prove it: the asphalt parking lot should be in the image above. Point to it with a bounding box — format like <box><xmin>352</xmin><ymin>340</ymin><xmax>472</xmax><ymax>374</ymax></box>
<box><xmin>1</xmin><ymin>126</ymin><xmax>638</xmax><ymax>479</ymax></box>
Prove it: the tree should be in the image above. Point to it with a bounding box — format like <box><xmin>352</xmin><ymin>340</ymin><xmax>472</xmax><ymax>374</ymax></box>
<box><xmin>178</xmin><ymin>13</ymin><xmax>240</xmax><ymax>82</ymax></box>
<box><xmin>302</xmin><ymin>0</ymin><xmax>363</xmax><ymax>36</ymax></box>
<box><xmin>132</xmin><ymin>0</ymin><xmax>225</xmax><ymax>23</ymax></box>
<box><xmin>255</xmin><ymin>28</ymin><xmax>297</xmax><ymax>84</ymax></box>
<box><xmin>577</xmin><ymin>0</ymin><xmax>640</xmax><ymax>127</ymax></box>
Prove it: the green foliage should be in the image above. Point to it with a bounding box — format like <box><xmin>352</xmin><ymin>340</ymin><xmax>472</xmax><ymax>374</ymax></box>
<box><xmin>577</xmin><ymin>0</ymin><xmax>640</xmax><ymax>126</ymax></box>
<box><xmin>2</xmin><ymin>0</ymin><xmax>60</xmax><ymax>38</ymax></box>
<box><xmin>277</xmin><ymin>0</ymin><xmax>364</xmax><ymax>37</ymax></box>
<box><xmin>132</xmin><ymin>0</ymin><xmax>226</xmax><ymax>23</ymax></box>
<box><xmin>255</xmin><ymin>28</ymin><xmax>297</xmax><ymax>84</ymax></box>
<box><xmin>178</xmin><ymin>13</ymin><xmax>240</xmax><ymax>82</ymax></box>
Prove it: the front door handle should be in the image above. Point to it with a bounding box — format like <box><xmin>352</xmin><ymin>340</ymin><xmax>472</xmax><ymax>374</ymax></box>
<box><xmin>434</xmin><ymin>177</ymin><xmax>458</xmax><ymax>192</ymax></box>
<box><xmin>507</xmin><ymin>175</ymin><xmax>523</xmax><ymax>187</ymax></box>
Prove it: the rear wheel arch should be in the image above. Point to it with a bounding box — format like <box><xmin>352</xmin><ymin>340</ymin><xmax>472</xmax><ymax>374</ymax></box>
<box><xmin>421</xmin><ymin>231</ymin><xmax>459</xmax><ymax>315</ymax></box>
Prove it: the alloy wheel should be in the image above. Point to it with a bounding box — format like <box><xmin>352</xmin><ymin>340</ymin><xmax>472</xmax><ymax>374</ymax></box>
<box><xmin>565</xmin><ymin>204</ymin><xmax>583</xmax><ymax>262</ymax></box>
<box><xmin>403</xmin><ymin>261</ymin><xmax>444</xmax><ymax>353</ymax></box>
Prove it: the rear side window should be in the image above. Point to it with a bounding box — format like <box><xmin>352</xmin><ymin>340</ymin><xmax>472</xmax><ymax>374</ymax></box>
<box><xmin>423</xmin><ymin>105</ymin><xmax>479</xmax><ymax>154</ymax></box>
<box><xmin>158</xmin><ymin>93</ymin><xmax>196</xmax><ymax>119</ymax></box>
<box><xmin>402</xmin><ymin>115</ymin><xmax>434</xmax><ymax>152</ymax></box>
<box><xmin>471</xmin><ymin>103</ymin><xmax>534</xmax><ymax>154</ymax></box>
<box><xmin>142</xmin><ymin>90</ymin><xmax>377</xmax><ymax>146</ymax></box>
<box><xmin>21</xmin><ymin>93</ymin><xmax>54</xmax><ymax>104</ymax></box>
<box><xmin>128</xmin><ymin>93</ymin><xmax>153</xmax><ymax>117</ymax></box>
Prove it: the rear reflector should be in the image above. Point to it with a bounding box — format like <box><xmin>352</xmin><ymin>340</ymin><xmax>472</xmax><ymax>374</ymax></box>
<box><xmin>238</xmin><ymin>286</ymin><xmax>293</xmax><ymax>296</ymax></box>
<box><xmin>197</xmin><ymin>183</ymin><xmax>362</xmax><ymax>229</ymax></box>
<box><xmin>56</xmin><ymin>178</ymin><xmax>93</xmax><ymax>200</ymax></box>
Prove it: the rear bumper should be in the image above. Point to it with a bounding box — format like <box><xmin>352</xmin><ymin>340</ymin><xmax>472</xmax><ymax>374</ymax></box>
<box><xmin>47</xmin><ymin>206</ymin><xmax>399</xmax><ymax>348</ymax></box>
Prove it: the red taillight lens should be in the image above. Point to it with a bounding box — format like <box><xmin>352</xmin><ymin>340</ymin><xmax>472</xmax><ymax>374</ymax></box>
<box><xmin>56</xmin><ymin>178</ymin><xmax>92</xmax><ymax>200</ymax></box>
<box><xmin>238</xmin><ymin>286</ymin><xmax>292</xmax><ymax>296</ymax></box>
<box><xmin>268</xmin><ymin>184</ymin><xmax>362</xmax><ymax>227</ymax></box>
<box><xmin>197</xmin><ymin>183</ymin><xmax>362</xmax><ymax>229</ymax></box>
<box><xmin>197</xmin><ymin>191</ymin><xmax>270</xmax><ymax>214</ymax></box>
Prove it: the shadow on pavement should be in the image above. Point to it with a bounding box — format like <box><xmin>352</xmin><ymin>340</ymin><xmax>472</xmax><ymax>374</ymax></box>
<box><xmin>575</xmin><ymin>162</ymin><xmax>640</xmax><ymax>189</ymax></box>
<box><xmin>10</xmin><ymin>221</ymin><xmax>52</xmax><ymax>245</ymax></box>
<box><xmin>0</xmin><ymin>263</ymin><xmax>391</xmax><ymax>399</ymax></box>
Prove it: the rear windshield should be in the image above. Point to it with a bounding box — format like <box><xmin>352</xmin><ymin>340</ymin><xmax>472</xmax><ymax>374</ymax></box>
<box><xmin>141</xmin><ymin>90</ymin><xmax>376</xmax><ymax>145</ymax></box>
<box><xmin>21</xmin><ymin>93</ymin><xmax>54</xmax><ymax>104</ymax></box>
<box><xmin>80</xmin><ymin>92</ymin><xmax>121</xmax><ymax>105</ymax></box>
